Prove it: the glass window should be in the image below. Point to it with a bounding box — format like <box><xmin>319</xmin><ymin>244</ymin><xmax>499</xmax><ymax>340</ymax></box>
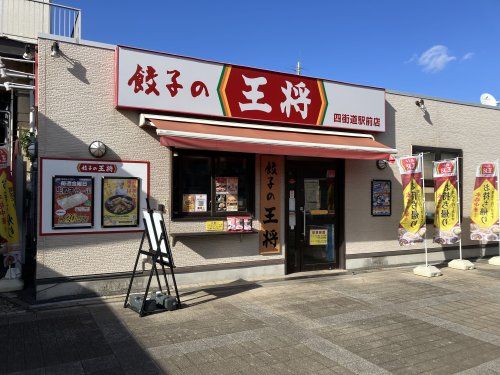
<box><xmin>422</xmin><ymin>152</ymin><xmax>435</xmax><ymax>180</ymax></box>
<box><xmin>215</xmin><ymin>156</ymin><xmax>251</xmax><ymax>212</ymax></box>
<box><xmin>172</xmin><ymin>150</ymin><xmax>254</xmax><ymax>218</ymax></box>
<box><xmin>179</xmin><ymin>156</ymin><xmax>211</xmax><ymax>214</ymax></box>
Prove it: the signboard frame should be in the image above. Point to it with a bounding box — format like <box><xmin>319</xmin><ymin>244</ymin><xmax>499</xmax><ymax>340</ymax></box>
<box><xmin>52</xmin><ymin>175</ymin><xmax>95</xmax><ymax>229</ymax></box>
<box><xmin>371</xmin><ymin>179</ymin><xmax>391</xmax><ymax>217</ymax></box>
<box><xmin>39</xmin><ymin>157</ymin><xmax>150</xmax><ymax>236</ymax></box>
<box><xmin>101</xmin><ymin>176</ymin><xmax>141</xmax><ymax>228</ymax></box>
<box><xmin>115</xmin><ymin>45</ymin><xmax>386</xmax><ymax>133</ymax></box>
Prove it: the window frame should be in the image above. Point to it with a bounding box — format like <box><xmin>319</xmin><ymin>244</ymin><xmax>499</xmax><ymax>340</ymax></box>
<box><xmin>412</xmin><ymin>145</ymin><xmax>463</xmax><ymax>224</ymax></box>
<box><xmin>171</xmin><ymin>149</ymin><xmax>255</xmax><ymax>220</ymax></box>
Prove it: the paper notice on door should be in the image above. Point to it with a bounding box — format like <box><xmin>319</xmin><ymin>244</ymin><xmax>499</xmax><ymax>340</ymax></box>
<box><xmin>309</xmin><ymin>228</ymin><xmax>328</xmax><ymax>246</ymax></box>
<box><xmin>304</xmin><ymin>179</ymin><xmax>320</xmax><ymax>211</ymax></box>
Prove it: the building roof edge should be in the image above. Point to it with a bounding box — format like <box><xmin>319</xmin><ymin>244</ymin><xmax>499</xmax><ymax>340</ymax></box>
<box><xmin>38</xmin><ymin>33</ymin><xmax>115</xmax><ymax>51</ymax></box>
<box><xmin>387</xmin><ymin>89</ymin><xmax>500</xmax><ymax>112</ymax></box>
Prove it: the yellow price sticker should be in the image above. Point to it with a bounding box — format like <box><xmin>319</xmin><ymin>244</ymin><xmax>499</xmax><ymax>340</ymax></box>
<box><xmin>205</xmin><ymin>221</ymin><xmax>224</xmax><ymax>232</ymax></box>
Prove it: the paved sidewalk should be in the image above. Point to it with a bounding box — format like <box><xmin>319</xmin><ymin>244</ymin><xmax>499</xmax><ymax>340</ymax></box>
<box><xmin>0</xmin><ymin>295</ymin><xmax>26</xmax><ymax>315</ymax></box>
<box><xmin>1</xmin><ymin>261</ymin><xmax>500</xmax><ymax>374</ymax></box>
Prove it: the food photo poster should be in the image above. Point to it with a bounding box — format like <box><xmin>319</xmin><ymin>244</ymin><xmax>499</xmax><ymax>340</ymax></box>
<box><xmin>52</xmin><ymin>176</ymin><xmax>94</xmax><ymax>228</ymax></box>
<box><xmin>101</xmin><ymin>177</ymin><xmax>140</xmax><ymax>227</ymax></box>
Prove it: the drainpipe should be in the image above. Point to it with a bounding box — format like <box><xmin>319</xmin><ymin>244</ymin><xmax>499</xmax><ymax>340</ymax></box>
<box><xmin>9</xmin><ymin>90</ymin><xmax>13</xmax><ymax>172</ymax></box>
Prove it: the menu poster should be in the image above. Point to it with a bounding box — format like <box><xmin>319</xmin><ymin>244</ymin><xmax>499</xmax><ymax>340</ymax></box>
<box><xmin>371</xmin><ymin>180</ymin><xmax>391</xmax><ymax>216</ymax></box>
<box><xmin>183</xmin><ymin>194</ymin><xmax>207</xmax><ymax>213</ymax></box>
<box><xmin>102</xmin><ymin>177</ymin><xmax>140</xmax><ymax>227</ymax></box>
<box><xmin>52</xmin><ymin>176</ymin><xmax>94</xmax><ymax>229</ymax></box>
<box><xmin>195</xmin><ymin>194</ymin><xmax>207</xmax><ymax>212</ymax></box>
<box><xmin>215</xmin><ymin>177</ymin><xmax>238</xmax><ymax>212</ymax></box>
<box><xmin>183</xmin><ymin>194</ymin><xmax>195</xmax><ymax>212</ymax></box>
<box><xmin>227</xmin><ymin>178</ymin><xmax>238</xmax><ymax>194</ymax></box>
<box><xmin>215</xmin><ymin>177</ymin><xmax>227</xmax><ymax>193</ymax></box>
<box><xmin>215</xmin><ymin>193</ymin><xmax>226</xmax><ymax>211</ymax></box>
<box><xmin>304</xmin><ymin>179</ymin><xmax>320</xmax><ymax>212</ymax></box>
<box><xmin>226</xmin><ymin>194</ymin><xmax>238</xmax><ymax>212</ymax></box>
<box><xmin>227</xmin><ymin>216</ymin><xmax>252</xmax><ymax>232</ymax></box>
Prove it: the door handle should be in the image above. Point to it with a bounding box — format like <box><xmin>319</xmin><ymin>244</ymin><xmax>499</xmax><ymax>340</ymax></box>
<box><xmin>300</xmin><ymin>206</ymin><xmax>305</xmax><ymax>238</ymax></box>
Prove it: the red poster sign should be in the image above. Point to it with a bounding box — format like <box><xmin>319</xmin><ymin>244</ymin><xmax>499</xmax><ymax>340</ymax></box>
<box><xmin>52</xmin><ymin>176</ymin><xmax>94</xmax><ymax>228</ymax></box>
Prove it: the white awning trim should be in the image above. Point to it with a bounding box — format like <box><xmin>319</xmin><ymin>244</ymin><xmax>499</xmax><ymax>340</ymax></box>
<box><xmin>140</xmin><ymin>113</ymin><xmax>376</xmax><ymax>140</ymax></box>
<box><xmin>156</xmin><ymin>128</ymin><xmax>398</xmax><ymax>154</ymax></box>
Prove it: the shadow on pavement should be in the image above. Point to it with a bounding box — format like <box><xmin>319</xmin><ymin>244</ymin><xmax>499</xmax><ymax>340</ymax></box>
<box><xmin>0</xmin><ymin>271</ymin><xmax>261</xmax><ymax>374</ymax></box>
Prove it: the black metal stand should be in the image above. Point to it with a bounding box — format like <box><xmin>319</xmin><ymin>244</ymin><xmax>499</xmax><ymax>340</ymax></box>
<box><xmin>124</xmin><ymin>202</ymin><xmax>181</xmax><ymax>317</ymax></box>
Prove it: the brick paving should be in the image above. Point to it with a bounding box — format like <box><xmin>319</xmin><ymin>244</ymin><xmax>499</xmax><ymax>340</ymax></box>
<box><xmin>0</xmin><ymin>295</ymin><xmax>25</xmax><ymax>315</ymax></box>
<box><xmin>1</xmin><ymin>261</ymin><xmax>500</xmax><ymax>374</ymax></box>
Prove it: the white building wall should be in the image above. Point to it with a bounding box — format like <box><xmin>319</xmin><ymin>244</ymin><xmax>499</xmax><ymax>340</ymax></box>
<box><xmin>0</xmin><ymin>0</ymin><xmax>51</xmax><ymax>43</ymax></box>
<box><xmin>36</xmin><ymin>37</ymin><xmax>283</xmax><ymax>280</ymax></box>
<box><xmin>36</xmin><ymin>36</ymin><xmax>500</xmax><ymax>284</ymax></box>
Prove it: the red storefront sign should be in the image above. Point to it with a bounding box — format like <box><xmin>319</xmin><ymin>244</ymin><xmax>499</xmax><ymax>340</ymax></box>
<box><xmin>221</xmin><ymin>66</ymin><xmax>326</xmax><ymax>126</ymax></box>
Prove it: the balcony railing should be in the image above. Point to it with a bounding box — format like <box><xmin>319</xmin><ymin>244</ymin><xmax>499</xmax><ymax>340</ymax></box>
<box><xmin>0</xmin><ymin>0</ymin><xmax>81</xmax><ymax>43</ymax></box>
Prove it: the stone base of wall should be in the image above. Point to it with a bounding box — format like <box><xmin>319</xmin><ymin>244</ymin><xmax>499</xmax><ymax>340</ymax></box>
<box><xmin>35</xmin><ymin>262</ymin><xmax>285</xmax><ymax>302</ymax></box>
<box><xmin>346</xmin><ymin>245</ymin><xmax>497</xmax><ymax>270</ymax></box>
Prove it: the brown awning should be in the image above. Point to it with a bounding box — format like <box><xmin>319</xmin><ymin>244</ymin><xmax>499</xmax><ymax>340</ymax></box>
<box><xmin>146</xmin><ymin>117</ymin><xmax>397</xmax><ymax>160</ymax></box>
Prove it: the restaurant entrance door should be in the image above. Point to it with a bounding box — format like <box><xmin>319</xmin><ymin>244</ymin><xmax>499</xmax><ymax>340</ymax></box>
<box><xmin>285</xmin><ymin>159</ymin><xmax>344</xmax><ymax>274</ymax></box>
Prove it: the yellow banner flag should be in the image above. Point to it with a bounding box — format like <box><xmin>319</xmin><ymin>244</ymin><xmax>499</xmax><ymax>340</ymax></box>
<box><xmin>397</xmin><ymin>155</ymin><xmax>426</xmax><ymax>245</ymax></box>
<box><xmin>0</xmin><ymin>169</ymin><xmax>19</xmax><ymax>245</ymax></box>
<box><xmin>433</xmin><ymin>159</ymin><xmax>460</xmax><ymax>244</ymax></box>
<box><xmin>470</xmin><ymin>163</ymin><xmax>499</xmax><ymax>242</ymax></box>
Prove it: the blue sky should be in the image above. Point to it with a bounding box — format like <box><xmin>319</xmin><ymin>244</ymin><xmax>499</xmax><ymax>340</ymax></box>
<box><xmin>58</xmin><ymin>0</ymin><xmax>499</xmax><ymax>103</ymax></box>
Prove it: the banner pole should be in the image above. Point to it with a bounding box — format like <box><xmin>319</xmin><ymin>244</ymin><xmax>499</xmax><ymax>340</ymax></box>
<box><xmin>497</xmin><ymin>160</ymin><xmax>500</xmax><ymax>258</ymax></box>
<box><xmin>456</xmin><ymin>157</ymin><xmax>463</xmax><ymax>260</ymax></box>
<box><xmin>420</xmin><ymin>152</ymin><xmax>428</xmax><ymax>267</ymax></box>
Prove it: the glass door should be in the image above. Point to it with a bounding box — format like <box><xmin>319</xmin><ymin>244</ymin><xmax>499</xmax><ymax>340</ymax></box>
<box><xmin>301</xmin><ymin>177</ymin><xmax>336</xmax><ymax>266</ymax></box>
<box><xmin>285</xmin><ymin>159</ymin><xmax>342</xmax><ymax>273</ymax></box>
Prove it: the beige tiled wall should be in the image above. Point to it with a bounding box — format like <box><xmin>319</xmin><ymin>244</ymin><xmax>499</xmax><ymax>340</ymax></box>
<box><xmin>36</xmin><ymin>38</ymin><xmax>283</xmax><ymax>279</ymax></box>
<box><xmin>345</xmin><ymin>93</ymin><xmax>500</xmax><ymax>255</ymax></box>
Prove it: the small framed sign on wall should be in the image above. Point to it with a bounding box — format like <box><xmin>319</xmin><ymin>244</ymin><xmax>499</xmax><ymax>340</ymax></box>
<box><xmin>101</xmin><ymin>177</ymin><xmax>141</xmax><ymax>228</ymax></box>
<box><xmin>371</xmin><ymin>180</ymin><xmax>391</xmax><ymax>216</ymax></box>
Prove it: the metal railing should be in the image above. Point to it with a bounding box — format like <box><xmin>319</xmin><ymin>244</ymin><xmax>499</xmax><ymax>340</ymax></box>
<box><xmin>0</xmin><ymin>0</ymin><xmax>81</xmax><ymax>43</ymax></box>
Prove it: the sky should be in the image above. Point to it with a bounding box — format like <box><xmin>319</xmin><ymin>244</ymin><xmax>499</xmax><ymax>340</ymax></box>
<box><xmin>57</xmin><ymin>0</ymin><xmax>500</xmax><ymax>103</ymax></box>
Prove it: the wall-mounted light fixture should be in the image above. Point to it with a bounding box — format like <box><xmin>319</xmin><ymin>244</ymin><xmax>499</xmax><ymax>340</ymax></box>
<box><xmin>415</xmin><ymin>98</ymin><xmax>427</xmax><ymax>113</ymax></box>
<box><xmin>89</xmin><ymin>140</ymin><xmax>107</xmax><ymax>158</ymax></box>
<box><xmin>376</xmin><ymin>160</ymin><xmax>388</xmax><ymax>170</ymax></box>
<box><xmin>27</xmin><ymin>141</ymin><xmax>37</xmax><ymax>160</ymax></box>
<box><xmin>23</xmin><ymin>45</ymin><xmax>33</xmax><ymax>60</ymax></box>
<box><xmin>51</xmin><ymin>41</ymin><xmax>60</xmax><ymax>58</ymax></box>
<box><xmin>376</xmin><ymin>155</ymin><xmax>396</xmax><ymax>170</ymax></box>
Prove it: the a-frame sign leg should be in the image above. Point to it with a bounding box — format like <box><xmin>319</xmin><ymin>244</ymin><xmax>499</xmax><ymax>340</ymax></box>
<box><xmin>138</xmin><ymin>258</ymin><xmax>158</xmax><ymax>317</ymax></box>
<box><xmin>170</xmin><ymin>266</ymin><xmax>181</xmax><ymax>308</ymax></box>
<box><xmin>124</xmin><ymin>231</ymin><xmax>145</xmax><ymax>308</ymax></box>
